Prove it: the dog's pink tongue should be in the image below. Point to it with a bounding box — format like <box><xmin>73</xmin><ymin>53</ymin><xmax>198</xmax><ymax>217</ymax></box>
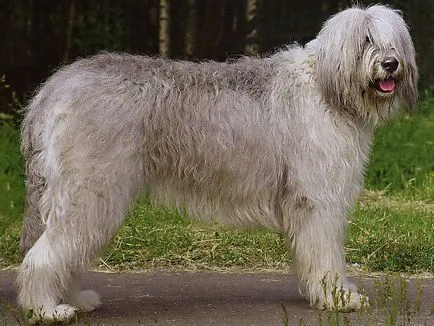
<box><xmin>379</xmin><ymin>79</ymin><xmax>395</xmax><ymax>92</ymax></box>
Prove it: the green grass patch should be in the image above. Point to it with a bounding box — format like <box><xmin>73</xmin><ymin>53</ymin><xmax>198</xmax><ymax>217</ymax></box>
<box><xmin>0</xmin><ymin>121</ymin><xmax>24</xmax><ymax>220</ymax></box>
<box><xmin>0</xmin><ymin>98</ymin><xmax>433</xmax><ymax>273</ymax></box>
<box><xmin>365</xmin><ymin>97</ymin><xmax>433</xmax><ymax>200</ymax></box>
<box><xmin>100</xmin><ymin>201</ymin><xmax>289</xmax><ymax>271</ymax></box>
<box><xmin>0</xmin><ymin>121</ymin><xmax>24</xmax><ymax>267</ymax></box>
<box><xmin>348</xmin><ymin>190</ymin><xmax>433</xmax><ymax>273</ymax></box>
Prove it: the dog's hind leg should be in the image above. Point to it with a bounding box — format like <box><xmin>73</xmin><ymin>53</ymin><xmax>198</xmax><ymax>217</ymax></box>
<box><xmin>17</xmin><ymin>158</ymin><xmax>142</xmax><ymax>323</ymax></box>
<box><xmin>19</xmin><ymin>169</ymin><xmax>46</xmax><ymax>256</ymax></box>
<box><xmin>17</xmin><ymin>229</ymin><xmax>78</xmax><ymax>323</ymax></box>
<box><xmin>20</xmin><ymin>127</ymin><xmax>47</xmax><ymax>255</ymax></box>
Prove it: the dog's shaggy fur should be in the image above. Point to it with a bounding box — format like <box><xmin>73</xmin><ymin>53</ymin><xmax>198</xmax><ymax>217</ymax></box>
<box><xmin>18</xmin><ymin>4</ymin><xmax>417</xmax><ymax>323</ymax></box>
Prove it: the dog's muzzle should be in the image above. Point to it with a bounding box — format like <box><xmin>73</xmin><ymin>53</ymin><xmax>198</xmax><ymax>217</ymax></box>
<box><xmin>374</xmin><ymin>57</ymin><xmax>399</xmax><ymax>94</ymax></box>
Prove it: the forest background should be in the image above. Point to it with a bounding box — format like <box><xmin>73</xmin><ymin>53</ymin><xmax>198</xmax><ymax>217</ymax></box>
<box><xmin>0</xmin><ymin>0</ymin><xmax>433</xmax><ymax>115</ymax></box>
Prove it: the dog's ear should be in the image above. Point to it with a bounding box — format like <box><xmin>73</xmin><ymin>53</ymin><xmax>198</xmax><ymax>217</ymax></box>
<box><xmin>313</xmin><ymin>8</ymin><xmax>365</xmax><ymax>109</ymax></box>
<box><xmin>403</xmin><ymin>61</ymin><xmax>418</xmax><ymax>113</ymax></box>
<box><xmin>401</xmin><ymin>37</ymin><xmax>419</xmax><ymax>113</ymax></box>
<box><xmin>314</xmin><ymin>38</ymin><xmax>351</xmax><ymax>108</ymax></box>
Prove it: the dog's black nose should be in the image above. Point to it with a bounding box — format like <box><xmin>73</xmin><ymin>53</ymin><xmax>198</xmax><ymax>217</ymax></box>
<box><xmin>381</xmin><ymin>57</ymin><xmax>399</xmax><ymax>73</ymax></box>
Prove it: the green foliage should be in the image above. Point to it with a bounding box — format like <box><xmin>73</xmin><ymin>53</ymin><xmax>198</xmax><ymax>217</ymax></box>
<box><xmin>0</xmin><ymin>121</ymin><xmax>24</xmax><ymax>266</ymax></box>
<box><xmin>0</xmin><ymin>121</ymin><xmax>24</xmax><ymax>221</ymax></box>
<box><xmin>348</xmin><ymin>196</ymin><xmax>433</xmax><ymax>272</ymax></box>
<box><xmin>365</xmin><ymin>98</ymin><xmax>433</xmax><ymax>199</ymax></box>
<box><xmin>75</xmin><ymin>2</ymin><xmax>126</xmax><ymax>54</ymax></box>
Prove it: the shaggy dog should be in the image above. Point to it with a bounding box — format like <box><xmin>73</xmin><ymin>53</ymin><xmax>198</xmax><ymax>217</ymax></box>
<box><xmin>18</xmin><ymin>4</ymin><xmax>417</xmax><ymax>323</ymax></box>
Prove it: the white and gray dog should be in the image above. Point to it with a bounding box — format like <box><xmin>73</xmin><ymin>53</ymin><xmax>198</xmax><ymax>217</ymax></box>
<box><xmin>18</xmin><ymin>4</ymin><xmax>417</xmax><ymax>323</ymax></box>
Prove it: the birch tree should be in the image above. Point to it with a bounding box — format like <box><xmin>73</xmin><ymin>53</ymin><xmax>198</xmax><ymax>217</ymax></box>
<box><xmin>159</xmin><ymin>0</ymin><xmax>170</xmax><ymax>58</ymax></box>
<box><xmin>184</xmin><ymin>0</ymin><xmax>197</xmax><ymax>58</ymax></box>
<box><xmin>63</xmin><ymin>0</ymin><xmax>76</xmax><ymax>62</ymax></box>
<box><xmin>244</xmin><ymin>0</ymin><xmax>258</xmax><ymax>55</ymax></box>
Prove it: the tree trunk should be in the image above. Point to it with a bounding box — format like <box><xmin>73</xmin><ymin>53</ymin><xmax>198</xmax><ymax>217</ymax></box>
<box><xmin>184</xmin><ymin>0</ymin><xmax>197</xmax><ymax>58</ymax></box>
<box><xmin>159</xmin><ymin>0</ymin><xmax>170</xmax><ymax>58</ymax></box>
<box><xmin>244</xmin><ymin>0</ymin><xmax>258</xmax><ymax>56</ymax></box>
<box><xmin>63</xmin><ymin>0</ymin><xmax>76</xmax><ymax>62</ymax></box>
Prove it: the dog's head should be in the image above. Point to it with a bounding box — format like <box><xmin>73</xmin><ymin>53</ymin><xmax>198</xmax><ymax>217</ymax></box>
<box><xmin>309</xmin><ymin>5</ymin><xmax>418</xmax><ymax>123</ymax></box>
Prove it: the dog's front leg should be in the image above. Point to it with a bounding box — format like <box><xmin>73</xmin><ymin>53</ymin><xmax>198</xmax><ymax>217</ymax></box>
<box><xmin>288</xmin><ymin>206</ymin><xmax>368</xmax><ymax>311</ymax></box>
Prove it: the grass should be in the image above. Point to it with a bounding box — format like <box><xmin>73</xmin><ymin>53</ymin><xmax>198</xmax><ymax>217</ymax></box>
<box><xmin>99</xmin><ymin>200</ymin><xmax>290</xmax><ymax>271</ymax></box>
<box><xmin>0</xmin><ymin>120</ymin><xmax>23</xmax><ymax>268</ymax></box>
<box><xmin>365</xmin><ymin>97</ymin><xmax>433</xmax><ymax>200</ymax></box>
<box><xmin>0</xmin><ymin>98</ymin><xmax>433</xmax><ymax>274</ymax></box>
<box><xmin>348</xmin><ymin>191</ymin><xmax>433</xmax><ymax>273</ymax></box>
<box><xmin>293</xmin><ymin>276</ymin><xmax>432</xmax><ymax>326</ymax></box>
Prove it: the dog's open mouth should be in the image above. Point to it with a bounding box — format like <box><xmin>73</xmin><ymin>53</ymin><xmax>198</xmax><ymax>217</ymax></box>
<box><xmin>375</xmin><ymin>77</ymin><xmax>396</xmax><ymax>93</ymax></box>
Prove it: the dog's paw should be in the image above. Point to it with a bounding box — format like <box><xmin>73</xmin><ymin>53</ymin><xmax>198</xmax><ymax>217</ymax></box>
<box><xmin>25</xmin><ymin>304</ymin><xmax>77</xmax><ymax>324</ymax></box>
<box><xmin>316</xmin><ymin>288</ymin><xmax>369</xmax><ymax>311</ymax></box>
<box><xmin>69</xmin><ymin>289</ymin><xmax>102</xmax><ymax>312</ymax></box>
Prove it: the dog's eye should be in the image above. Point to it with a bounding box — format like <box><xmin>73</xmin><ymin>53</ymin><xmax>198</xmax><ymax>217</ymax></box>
<box><xmin>365</xmin><ymin>35</ymin><xmax>371</xmax><ymax>44</ymax></box>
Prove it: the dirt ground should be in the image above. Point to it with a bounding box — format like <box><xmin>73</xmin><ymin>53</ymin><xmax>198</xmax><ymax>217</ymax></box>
<box><xmin>0</xmin><ymin>270</ymin><xmax>433</xmax><ymax>325</ymax></box>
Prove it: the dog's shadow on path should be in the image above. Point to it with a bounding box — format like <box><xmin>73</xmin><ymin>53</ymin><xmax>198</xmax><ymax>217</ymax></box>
<box><xmin>82</xmin><ymin>271</ymin><xmax>312</xmax><ymax>325</ymax></box>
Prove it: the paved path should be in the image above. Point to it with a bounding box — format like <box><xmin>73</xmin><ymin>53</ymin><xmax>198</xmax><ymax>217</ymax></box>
<box><xmin>0</xmin><ymin>270</ymin><xmax>433</xmax><ymax>325</ymax></box>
